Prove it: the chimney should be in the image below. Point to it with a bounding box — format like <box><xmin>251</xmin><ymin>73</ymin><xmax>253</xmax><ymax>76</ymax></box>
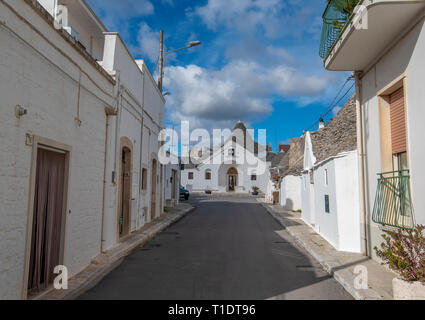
<box><xmin>278</xmin><ymin>144</ymin><xmax>290</xmax><ymax>153</ymax></box>
<box><xmin>319</xmin><ymin>118</ymin><xmax>325</xmax><ymax>129</ymax></box>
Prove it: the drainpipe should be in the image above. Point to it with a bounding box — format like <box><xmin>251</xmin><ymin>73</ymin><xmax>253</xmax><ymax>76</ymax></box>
<box><xmin>138</xmin><ymin>64</ymin><xmax>146</xmax><ymax>229</ymax></box>
<box><xmin>101</xmin><ymin>113</ymin><xmax>111</xmax><ymax>253</ymax></box>
<box><xmin>355</xmin><ymin>71</ymin><xmax>368</xmax><ymax>256</ymax></box>
<box><xmin>101</xmin><ymin>72</ymin><xmax>121</xmax><ymax>253</ymax></box>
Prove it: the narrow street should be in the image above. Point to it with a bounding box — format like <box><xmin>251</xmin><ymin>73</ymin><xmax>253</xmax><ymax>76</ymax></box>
<box><xmin>80</xmin><ymin>195</ymin><xmax>351</xmax><ymax>300</ymax></box>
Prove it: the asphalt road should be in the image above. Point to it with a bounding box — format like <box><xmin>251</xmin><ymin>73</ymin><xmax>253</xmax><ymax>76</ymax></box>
<box><xmin>80</xmin><ymin>195</ymin><xmax>352</xmax><ymax>300</ymax></box>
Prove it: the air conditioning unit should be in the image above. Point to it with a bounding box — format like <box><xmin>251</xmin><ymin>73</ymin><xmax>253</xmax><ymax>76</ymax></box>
<box><xmin>63</xmin><ymin>26</ymin><xmax>79</xmax><ymax>41</ymax></box>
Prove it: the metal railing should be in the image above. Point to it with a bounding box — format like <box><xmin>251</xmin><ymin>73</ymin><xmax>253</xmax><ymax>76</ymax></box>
<box><xmin>319</xmin><ymin>0</ymin><xmax>360</xmax><ymax>59</ymax></box>
<box><xmin>372</xmin><ymin>170</ymin><xmax>415</xmax><ymax>229</ymax></box>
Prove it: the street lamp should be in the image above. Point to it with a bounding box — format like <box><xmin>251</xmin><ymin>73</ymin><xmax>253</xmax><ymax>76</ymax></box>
<box><xmin>157</xmin><ymin>30</ymin><xmax>201</xmax><ymax>92</ymax></box>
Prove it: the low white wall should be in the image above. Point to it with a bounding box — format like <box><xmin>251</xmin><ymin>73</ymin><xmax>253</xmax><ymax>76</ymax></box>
<box><xmin>305</xmin><ymin>152</ymin><xmax>361</xmax><ymax>253</ymax></box>
<box><xmin>301</xmin><ymin>173</ymin><xmax>315</xmax><ymax>227</ymax></box>
<box><xmin>280</xmin><ymin>175</ymin><xmax>302</xmax><ymax>211</ymax></box>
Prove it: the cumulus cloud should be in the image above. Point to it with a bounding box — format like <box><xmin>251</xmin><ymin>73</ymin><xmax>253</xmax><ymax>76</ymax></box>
<box><xmin>136</xmin><ymin>23</ymin><xmax>159</xmax><ymax>63</ymax></box>
<box><xmin>193</xmin><ymin>0</ymin><xmax>320</xmax><ymax>39</ymax></box>
<box><xmin>87</xmin><ymin>0</ymin><xmax>154</xmax><ymax>31</ymax></box>
<box><xmin>163</xmin><ymin>53</ymin><xmax>335</xmax><ymax>130</ymax></box>
<box><xmin>195</xmin><ymin>0</ymin><xmax>284</xmax><ymax>37</ymax></box>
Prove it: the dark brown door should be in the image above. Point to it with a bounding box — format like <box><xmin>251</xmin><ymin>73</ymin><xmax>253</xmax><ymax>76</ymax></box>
<box><xmin>172</xmin><ymin>170</ymin><xmax>177</xmax><ymax>199</ymax></box>
<box><xmin>150</xmin><ymin>159</ymin><xmax>157</xmax><ymax>221</ymax></box>
<box><xmin>28</xmin><ymin>148</ymin><xmax>67</xmax><ymax>295</ymax></box>
<box><xmin>119</xmin><ymin>148</ymin><xmax>131</xmax><ymax>238</ymax></box>
<box><xmin>228</xmin><ymin>175</ymin><xmax>236</xmax><ymax>191</ymax></box>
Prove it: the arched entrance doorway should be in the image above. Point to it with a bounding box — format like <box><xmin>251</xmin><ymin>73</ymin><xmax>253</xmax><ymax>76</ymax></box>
<box><xmin>118</xmin><ymin>143</ymin><xmax>132</xmax><ymax>239</ymax></box>
<box><xmin>227</xmin><ymin>167</ymin><xmax>238</xmax><ymax>192</ymax></box>
<box><xmin>150</xmin><ymin>159</ymin><xmax>157</xmax><ymax>221</ymax></box>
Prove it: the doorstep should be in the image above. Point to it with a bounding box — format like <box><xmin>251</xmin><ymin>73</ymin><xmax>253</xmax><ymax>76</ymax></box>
<box><xmin>258</xmin><ymin>199</ymin><xmax>395</xmax><ymax>300</ymax></box>
<box><xmin>34</xmin><ymin>203</ymin><xmax>195</xmax><ymax>300</ymax></box>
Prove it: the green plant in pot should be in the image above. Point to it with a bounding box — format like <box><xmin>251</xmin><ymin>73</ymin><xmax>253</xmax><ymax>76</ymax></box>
<box><xmin>252</xmin><ymin>186</ymin><xmax>259</xmax><ymax>196</ymax></box>
<box><xmin>374</xmin><ymin>224</ymin><xmax>425</xmax><ymax>300</ymax></box>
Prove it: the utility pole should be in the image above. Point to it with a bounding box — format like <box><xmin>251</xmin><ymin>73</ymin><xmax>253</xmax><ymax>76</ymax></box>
<box><xmin>158</xmin><ymin>30</ymin><xmax>164</xmax><ymax>93</ymax></box>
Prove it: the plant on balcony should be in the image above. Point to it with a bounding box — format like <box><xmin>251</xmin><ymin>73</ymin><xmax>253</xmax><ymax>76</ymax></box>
<box><xmin>326</xmin><ymin>0</ymin><xmax>360</xmax><ymax>29</ymax></box>
<box><xmin>374</xmin><ymin>225</ymin><xmax>425</xmax><ymax>283</ymax></box>
<box><xmin>252</xmin><ymin>186</ymin><xmax>259</xmax><ymax>196</ymax></box>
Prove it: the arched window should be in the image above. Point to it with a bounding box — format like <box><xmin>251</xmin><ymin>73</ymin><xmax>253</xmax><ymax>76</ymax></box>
<box><xmin>205</xmin><ymin>169</ymin><xmax>212</xmax><ymax>180</ymax></box>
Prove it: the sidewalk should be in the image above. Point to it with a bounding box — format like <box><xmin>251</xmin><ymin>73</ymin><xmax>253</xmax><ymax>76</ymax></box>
<box><xmin>258</xmin><ymin>199</ymin><xmax>395</xmax><ymax>300</ymax></box>
<box><xmin>35</xmin><ymin>203</ymin><xmax>195</xmax><ymax>300</ymax></box>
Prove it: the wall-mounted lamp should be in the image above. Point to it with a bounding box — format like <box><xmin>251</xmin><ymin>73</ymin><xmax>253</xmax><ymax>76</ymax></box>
<box><xmin>15</xmin><ymin>105</ymin><xmax>27</xmax><ymax>119</ymax></box>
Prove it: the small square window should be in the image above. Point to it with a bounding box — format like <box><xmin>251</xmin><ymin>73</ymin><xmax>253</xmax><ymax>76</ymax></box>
<box><xmin>188</xmin><ymin>172</ymin><xmax>194</xmax><ymax>180</ymax></box>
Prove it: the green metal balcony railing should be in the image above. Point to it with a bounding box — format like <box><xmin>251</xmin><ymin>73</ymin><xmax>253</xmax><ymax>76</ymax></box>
<box><xmin>319</xmin><ymin>0</ymin><xmax>360</xmax><ymax>59</ymax></box>
<box><xmin>372</xmin><ymin>170</ymin><xmax>415</xmax><ymax>230</ymax></box>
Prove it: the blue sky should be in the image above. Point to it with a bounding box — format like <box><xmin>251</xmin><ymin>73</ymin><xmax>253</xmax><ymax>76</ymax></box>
<box><xmin>87</xmin><ymin>0</ymin><xmax>353</xmax><ymax>152</ymax></box>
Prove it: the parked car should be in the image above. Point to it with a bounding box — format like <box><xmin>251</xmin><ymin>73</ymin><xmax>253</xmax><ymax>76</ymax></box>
<box><xmin>179</xmin><ymin>186</ymin><xmax>190</xmax><ymax>200</ymax></box>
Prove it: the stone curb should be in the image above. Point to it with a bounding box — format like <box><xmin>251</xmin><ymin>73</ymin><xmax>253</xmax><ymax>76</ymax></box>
<box><xmin>259</xmin><ymin>201</ymin><xmax>385</xmax><ymax>300</ymax></box>
<box><xmin>37</xmin><ymin>204</ymin><xmax>195</xmax><ymax>300</ymax></box>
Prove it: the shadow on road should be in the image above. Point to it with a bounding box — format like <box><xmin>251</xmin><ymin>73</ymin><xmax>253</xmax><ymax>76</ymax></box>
<box><xmin>79</xmin><ymin>195</ymin><xmax>352</xmax><ymax>300</ymax></box>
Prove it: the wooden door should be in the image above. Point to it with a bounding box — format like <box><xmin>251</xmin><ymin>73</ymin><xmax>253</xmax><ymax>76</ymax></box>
<box><xmin>119</xmin><ymin>147</ymin><xmax>131</xmax><ymax>238</ymax></box>
<box><xmin>150</xmin><ymin>159</ymin><xmax>157</xmax><ymax>221</ymax></box>
<box><xmin>28</xmin><ymin>148</ymin><xmax>67</xmax><ymax>295</ymax></box>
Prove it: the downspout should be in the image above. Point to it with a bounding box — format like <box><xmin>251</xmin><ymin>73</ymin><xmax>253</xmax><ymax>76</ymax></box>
<box><xmin>101</xmin><ymin>72</ymin><xmax>121</xmax><ymax>253</ymax></box>
<box><xmin>355</xmin><ymin>71</ymin><xmax>368</xmax><ymax>256</ymax></box>
<box><xmin>139</xmin><ymin>65</ymin><xmax>146</xmax><ymax>229</ymax></box>
<box><xmin>101</xmin><ymin>112</ymin><xmax>111</xmax><ymax>253</ymax></box>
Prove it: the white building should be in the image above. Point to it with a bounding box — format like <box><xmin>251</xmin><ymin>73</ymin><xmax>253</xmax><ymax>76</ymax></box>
<box><xmin>274</xmin><ymin>139</ymin><xmax>304</xmax><ymax>211</ymax></box>
<box><xmin>300</xmin><ymin>97</ymin><xmax>362</xmax><ymax>253</ymax></box>
<box><xmin>181</xmin><ymin>122</ymin><xmax>275</xmax><ymax>194</ymax></box>
<box><xmin>164</xmin><ymin>152</ymin><xmax>180</xmax><ymax>207</ymax></box>
<box><xmin>0</xmin><ymin>0</ymin><xmax>164</xmax><ymax>299</ymax></box>
<box><xmin>320</xmin><ymin>0</ymin><xmax>425</xmax><ymax>260</ymax></box>
<box><xmin>100</xmin><ymin>32</ymin><xmax>165</xmax><ymax>250</ymax></box>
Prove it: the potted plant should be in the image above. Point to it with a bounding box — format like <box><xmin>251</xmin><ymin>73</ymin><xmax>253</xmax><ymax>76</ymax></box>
<box><xmin>252</xmin><ymin>186</ymin><xmax>259</xmax><ymax>196</ymax></box>
<box><xmin>374</xmin><ymin>224</ymin><xmax>425</xmax><ymax>300</ymax></box>
<box><xmin>205</xmin><ymin>187</ymin><xmax>212</xmax><ymax>195</ymax></box>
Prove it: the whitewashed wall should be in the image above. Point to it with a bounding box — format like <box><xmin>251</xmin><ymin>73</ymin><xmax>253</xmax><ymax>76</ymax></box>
<box><xmin>361</xmin><ymin>19</ymin><xmax>425</xmax><ymax>260</ymax></box>
<box><xmin>164</xmin><ymin>160</ymin><xmax>180</xmax><ymax>207</ymax></box>
<box><xmin>301</xmin><ymin>173</ymin><xmax>316</xmax><ymax>227</ymax></box>
<box><xmin>101</xmin><ymin>34</ymin><xmax>165</xmax><ymax>249</ymax></box>
<box><xmin>312</xmin><ymin>152</ymin><xmax>361</xmax><ymax>253</ymax></box>
<box><xmin>0</xmin><ymin>1</ymin><xmax>115</xmax><ymax>299</ymax></box>
<box><xmin>280</xmin><ymin>175</ymin><xmax>302</xmax><ymax>211</ymax></box>
<box><xmin>180</xmin><ymin>140</ymin><xmax>270</xmax><ymax>194</ymax></box>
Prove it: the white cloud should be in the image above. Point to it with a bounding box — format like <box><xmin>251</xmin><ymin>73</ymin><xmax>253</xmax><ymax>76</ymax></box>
<box><xmin>136</xmin><ymin>23</ymin><xmax>159</xmax><ymax>63</ymax></box>
<box><xmin>87</xmin><ymin>0</ymin><xmax>154</xmax><ymax>31</ymax></box>
<box><xmin>163</xmin><ymin>54</ymin><xmax>335</xmax><ymax>130</ymax></box>
<box><xmin>195</xmin><ymin>0</ymin><xmax>285</xmax><ymax>37</ymax></box>
<box><xmin>193</xmin><ymin>0</ymin><xmax>321</xmax><ymax>39</ymax></box>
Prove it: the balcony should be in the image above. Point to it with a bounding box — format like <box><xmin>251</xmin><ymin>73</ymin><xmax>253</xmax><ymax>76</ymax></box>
<box><xmin>319</xmin><ymin>0</ymin><xmax>359</xmax><ymax>60</ymax></box>
<box><xmin>319</xmin><ymin>0</ymin><xmax>425</xmax><ymax>71</ymax></box>
<box><xmin>372</xmin><ymin>170</ymin><xmax>415</xmax><ymax>229</ymax></box>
